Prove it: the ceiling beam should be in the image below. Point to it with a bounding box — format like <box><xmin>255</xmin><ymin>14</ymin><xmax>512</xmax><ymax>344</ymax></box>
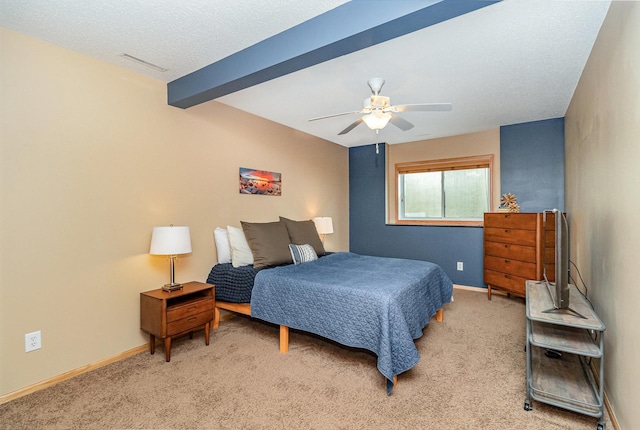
<box><xmin>167</xmin><ymin>0</ymin><xmax>500</xmax><ymax>109</ymax></box>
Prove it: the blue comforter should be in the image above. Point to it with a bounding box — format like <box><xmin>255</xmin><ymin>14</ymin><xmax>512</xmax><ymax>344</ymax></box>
<box><xmin>250</xmin><ymin>252</ymin><xmax>453</xmax><ymax>394</ymax></box>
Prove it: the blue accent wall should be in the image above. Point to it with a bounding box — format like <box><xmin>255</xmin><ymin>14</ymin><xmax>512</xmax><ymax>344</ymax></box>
<box><xmin>349</xmin><ymin>144</ymin><xmax>485</xmax><ymax>287</ymax></box>
<box><xmin>349</xmin><ymin>118</ymin><xmax>565</xmax><ymax>288</ymax></box>
<box><xmin>500</xmin><ymin>118</ymin><xmax>565</xmax><ymax>212</ymax></box>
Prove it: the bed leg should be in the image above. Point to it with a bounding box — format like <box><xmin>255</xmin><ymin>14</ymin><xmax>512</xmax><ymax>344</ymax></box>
<box><xmin>279</xmin><ymin>325</ymin><xmax>289</xmax><ymax>353</ymax></box>
<box><xmin>394</xmin><ymin>375</ymin><xmax>398</xmax><ymax>387</ymax></box>
<box><xmin>436</xmin><ymin>308</ymin><xmax>443</xmax><ymax>322</ymax></box>
<box><xmin>213</xmin><ymin>306</ymin><xmax>220</xmax><ymax>330</ymax></box>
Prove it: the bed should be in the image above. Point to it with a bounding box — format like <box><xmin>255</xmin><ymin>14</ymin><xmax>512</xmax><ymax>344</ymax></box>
<box><xmin>207</xmin><ymin>251</ymin><xmax>453</xmax><ymax>394</ymax></box>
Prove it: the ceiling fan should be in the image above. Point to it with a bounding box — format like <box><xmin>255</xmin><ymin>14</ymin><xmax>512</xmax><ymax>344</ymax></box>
<box><xmin>309</xmin><ymin>78</ymin><xmax>453</xmax><ymax>136</ymax></box>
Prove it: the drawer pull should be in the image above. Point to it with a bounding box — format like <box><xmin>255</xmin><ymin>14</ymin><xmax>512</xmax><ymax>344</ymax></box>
<box><xmin>187</xmin><ymin>317</ymin><xmax>197</xmax><ymax>323</ymax></box>
<box><xmin>504</xmin><ymin>229</ymin><xmax>511</xmax><ymax>233</ymax></box>
<box><xmin>504</xmin><ymin>259</ymin><xmax>510</xmax><ymax>264</ymax></box>
<box><xmin>187</xmin><ymin>306</ymin><xmax>196</xmax><ymax>312</ymax></box>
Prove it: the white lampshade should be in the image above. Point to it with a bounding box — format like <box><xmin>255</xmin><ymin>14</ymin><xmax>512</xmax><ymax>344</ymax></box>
<box><xmin>313</xmin><ymin>217</ymin><xmax>334</xmax><ymax>235</ymax></box>
<box><xmin>150</xmin><ymin>226</ymin><xmax>192</xmax><ymax>255</ymax></box>
<box><xmin>362</xmin><ymin>111</ymin><xmax>392</xmax><ymax>131</ymax></box>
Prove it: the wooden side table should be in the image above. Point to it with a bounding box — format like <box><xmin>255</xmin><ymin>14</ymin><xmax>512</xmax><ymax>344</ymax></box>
<box><xmin>140</xmin><ymin>281</ymin><xmax>215</xmax><ymax>361</ymax></box>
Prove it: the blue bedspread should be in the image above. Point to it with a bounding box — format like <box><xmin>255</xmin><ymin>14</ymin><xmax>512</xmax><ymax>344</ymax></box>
<box><xmin>250</xmin><ymin>252</ymin><xmax>453</xmax><ymax>394</ymax></box>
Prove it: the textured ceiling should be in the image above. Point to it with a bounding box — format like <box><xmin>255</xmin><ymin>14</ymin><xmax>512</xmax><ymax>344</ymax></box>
<box><xmin>0</xmin><ymin>0</ymin><xmax>349</xmax><ymax>82</ymax></box>
<box><xmin>0</xmin><ymin>0</ymin><xmax>611</xmax><ymax>147</ymax></box>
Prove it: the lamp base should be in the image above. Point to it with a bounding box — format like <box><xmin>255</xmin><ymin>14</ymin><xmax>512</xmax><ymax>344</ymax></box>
<box><xmin>162</xmin><ymin>283</ymin><xmax>183</xmax><ymax>292</ymax></box>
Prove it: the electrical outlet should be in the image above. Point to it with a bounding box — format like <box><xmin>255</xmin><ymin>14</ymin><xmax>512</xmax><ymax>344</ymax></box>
<box><xmin>457</xmin><ymin>262</ymin><xmax>464</xmax><ymax>271</ymax></box>
<box><xmin>25</xmin><ymin>330</ymin><xmax>41</xmax><ymax>352</ymax></box>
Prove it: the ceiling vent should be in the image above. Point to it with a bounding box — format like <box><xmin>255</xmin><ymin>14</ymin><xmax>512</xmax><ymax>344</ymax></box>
<box><xmin>120</xmin><ymin>53</ymin><xmax>168</xmax><ymax>72</ymax></box>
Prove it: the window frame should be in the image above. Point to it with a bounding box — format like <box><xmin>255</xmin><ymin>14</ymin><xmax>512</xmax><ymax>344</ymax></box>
<box><xmin>395</xmin><ymin>154</ymin><xmax>494</xmax><ymax>226</ymax></box>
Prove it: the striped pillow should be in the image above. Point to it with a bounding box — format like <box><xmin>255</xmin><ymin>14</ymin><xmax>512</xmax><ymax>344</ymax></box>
<box><xmin>288</xmin><ymin>243</ymin><xmax>318</xmax><ymax>265</ymax></box>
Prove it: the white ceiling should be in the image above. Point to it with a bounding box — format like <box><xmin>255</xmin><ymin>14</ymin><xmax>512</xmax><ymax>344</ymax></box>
<box><xmin>0</xmin><ymin>0</ymin><xmax>611</xmax><ymax>147</ymax></box>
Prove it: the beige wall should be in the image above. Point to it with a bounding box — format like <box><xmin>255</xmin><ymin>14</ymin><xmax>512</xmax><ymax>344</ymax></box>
<box><xmin>386</xmin><ymin>129</ymin><xmax>501</xmax><ymax>223</ymax></box>
<box><xmin>565</xmin><ymin>2</ymin><xmax>640</xmax><ymax>428</ymax></box>
<box><xmin>0</xmin><ymin>28</ymin><xmax>349</xmax><ymax>397</ymax></box>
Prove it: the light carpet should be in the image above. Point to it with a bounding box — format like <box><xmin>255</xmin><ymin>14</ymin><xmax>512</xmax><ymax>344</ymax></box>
<box><xmin>0</xmin><ymin>289</ymin><xmax>611</xmax><ymax>429</ymax></box>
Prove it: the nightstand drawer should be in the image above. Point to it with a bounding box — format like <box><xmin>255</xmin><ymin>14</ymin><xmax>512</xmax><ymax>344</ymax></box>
<box><xmin>167</xmin><ymin>297</ymin><xmax>213</xmax><ymax>323</ymax></box>
<box><xmin>167</xmin><ymin>310</ymin><xmax>213</xmax><ymax>336</ymax></box>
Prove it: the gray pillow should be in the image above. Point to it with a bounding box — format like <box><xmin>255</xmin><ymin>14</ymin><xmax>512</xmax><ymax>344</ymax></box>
<box><xmin>289</xmin><ymin>244</ymin><xmax>318</xmax><ymax>265</ymax></box>
<box><xmin>279</xmin><ymin>217</ymin><xmax>326</xmax><ymax>256</ymax></box>
<box><xmin>241</xmin><ymin>221</ymin><xmax>293</xmax><ymax>268</ymax></box>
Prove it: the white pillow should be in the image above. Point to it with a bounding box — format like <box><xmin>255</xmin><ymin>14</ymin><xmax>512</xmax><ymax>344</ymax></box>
<box><xmin>227</xmin><ymin>225</ymin><xmax>254</xmax><ymax>267</ymax></box>
<box><xmin>213</xmin><ymin>227</ymin><xmax>232</xmax><ymax>264</ymax></box>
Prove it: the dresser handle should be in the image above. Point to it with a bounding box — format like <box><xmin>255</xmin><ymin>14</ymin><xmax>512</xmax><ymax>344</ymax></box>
<box><xmin>187</xmin><ymin>317</ymin><xmax>197</xmax><ymax>323</ymax></box>
<box><xmin>504</xmin><ymin>259</ymin><xmax>510</xmax><ymax>264</ymax></box>
<box><xmin>187</xmin><ymin>306</ymin><xmax>196</xmax><ymax>312</ymax></box>
<box><xmin>504</xmin><ymin>229</ymin><xmax>511</xmax><ymax>233</ymax></box>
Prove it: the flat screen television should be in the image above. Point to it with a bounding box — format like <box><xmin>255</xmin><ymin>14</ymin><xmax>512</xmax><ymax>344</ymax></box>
<box><xmin>542</xmin><ymin>209</ymin><xmax>585</xmax><ymax>318</ymax></box>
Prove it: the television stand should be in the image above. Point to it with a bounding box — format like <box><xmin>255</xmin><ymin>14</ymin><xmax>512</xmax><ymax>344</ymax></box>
<box><xmin>541</xmin><ymin>306</ymin><xmax>587</xmax><ymax>319</ymax></box>
<box><xmin>525</xmin><ymin>280</ymin><xmax>606</xmax><ymax>430</ymax></box>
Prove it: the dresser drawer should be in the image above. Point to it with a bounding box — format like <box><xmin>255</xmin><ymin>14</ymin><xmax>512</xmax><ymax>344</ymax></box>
<box><xmin>484</xmin><ymin>213</ymin><xmax>538</xmax><ymax>229</ymax></box>
<box><xmin>484</xmin><ymin>255</ymin><xmax>538</xmax><ymax>279</ymax></box>
<box><xmin>167</xmin><ymin>297</ymin><xmax>213</xmax><ymax>323</ymax></box>
<box><xmin>484</xmin><ymin>269</ymin><xmax>528</xmax><ymax>296</ymax></box>
<box><xmin>166</xmin><ymin>310</ymin><xmax>213</xmax><ymax>336</ymax></box>
<box><xmin>484</xmin><ymin>227</ymin><xmax>537</xmax><ymax>246</ymax></box>
<box><xmin>484</xmin><ymin>241</ymin><xmax>537</xmax><ymax>263</ymax></box>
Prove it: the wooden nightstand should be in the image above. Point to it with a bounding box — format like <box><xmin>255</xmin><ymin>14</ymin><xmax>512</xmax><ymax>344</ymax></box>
<box><xmin>140</xmin><ymin>281</ymin><xmax>215</xmax><ymax>361</ymax></box>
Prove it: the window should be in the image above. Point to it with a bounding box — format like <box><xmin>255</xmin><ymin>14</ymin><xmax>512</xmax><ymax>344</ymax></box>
<box><xmin>396</xmin><ymin>155</ymin><xmax>493</xmax><ymax>226</ymax></box>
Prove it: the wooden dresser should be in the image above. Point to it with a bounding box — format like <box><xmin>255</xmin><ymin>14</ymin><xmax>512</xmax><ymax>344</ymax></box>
<box><xmin>483</xmin><ymin>213</ymin><xmax>543</xmax><ymax>299</ymax></box>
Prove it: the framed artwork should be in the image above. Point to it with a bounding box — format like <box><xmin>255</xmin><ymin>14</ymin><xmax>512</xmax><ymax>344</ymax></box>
<box><xmin>239</xmin><ymin>168</ymin><xmax>282</xmax><ymax>196</ymax></box>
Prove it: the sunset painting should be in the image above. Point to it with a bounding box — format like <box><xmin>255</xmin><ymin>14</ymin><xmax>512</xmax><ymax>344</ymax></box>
<box><xmin>239</xmin><ymin>168</ymin><xmax>282</xmax><ymax>196</ymax></box>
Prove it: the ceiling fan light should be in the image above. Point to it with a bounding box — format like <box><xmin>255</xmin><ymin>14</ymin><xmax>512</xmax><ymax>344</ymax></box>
<box><xmin>363</xmin><ymin>96</ymin><xmax>390</xmax><ymax>109</ymax></box>
<box><xmin>371</xmin><ymin>95</ymin><xmax>390</xmax><ymax>108</ymax></box>
<box><xmin>362</xmin><ymin>111</ymin><xmax>392</xmax><ymax>131</ymax></box>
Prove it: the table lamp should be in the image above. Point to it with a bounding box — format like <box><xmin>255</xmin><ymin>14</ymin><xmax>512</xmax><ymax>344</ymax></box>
<box><xmin>150</xmin><ymin>225</ymin><xmax>192</xmax><ymax>291</ymax></box>
<box><xmin>313</xmin><ymin>217</ymin><xmax>334</xmax><ymax>245</ymax></box>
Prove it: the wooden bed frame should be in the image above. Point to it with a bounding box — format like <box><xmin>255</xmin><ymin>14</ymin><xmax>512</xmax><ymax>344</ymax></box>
<box><xmin>213</xmin><ymin>301</ymin><xmax>292</xmax><ymax>353</ymax></box>
<box><xmin>213</xmin><ymin>300</ymin><xmax>445</xmax><ymax>373</ymax></box>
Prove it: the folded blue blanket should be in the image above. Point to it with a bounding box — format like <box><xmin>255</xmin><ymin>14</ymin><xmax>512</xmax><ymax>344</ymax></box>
<box><xmin>250</xmin><ymin>252</ymin><xmax>453</xmax><ymax>394</ymax></box>
<box><xmin>206</xmin><ymin>263</ymin><xmax>262</xmax><ymax>303</ymax></box>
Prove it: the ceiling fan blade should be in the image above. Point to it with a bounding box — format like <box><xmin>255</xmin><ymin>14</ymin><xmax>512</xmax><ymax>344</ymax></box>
<box><xmin>392</xmin><ymin>103</ymin><xmax>453</xmax><ymax>112</ymax></box>
<box><xmin>389</xmin><ymin>115</ymin><xmax>414</xmax><ymax>131</ymax></box>
<box><xmin>338</xmin><ymin>117</ymin><xmax>364</xmax><ymax>135</ymax></box>
<box><xmin>309</xmin><ymin>110</ymin><xmax>363</xmax><ymax>122</ymax></box>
